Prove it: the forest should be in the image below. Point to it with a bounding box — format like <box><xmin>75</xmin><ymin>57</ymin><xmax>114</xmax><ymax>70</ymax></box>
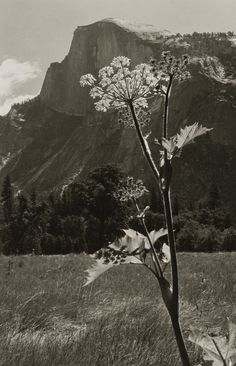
<box><xmin>0</xmin><ymin>165</ymin><xmax>235</xmax><ymax>255</ymax></box>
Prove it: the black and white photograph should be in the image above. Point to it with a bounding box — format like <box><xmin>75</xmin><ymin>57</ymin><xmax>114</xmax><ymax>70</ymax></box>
<box><xmin>0</xmin><ymin>1</ymin><xmax>236</xmax><ymax>365</ymax></box>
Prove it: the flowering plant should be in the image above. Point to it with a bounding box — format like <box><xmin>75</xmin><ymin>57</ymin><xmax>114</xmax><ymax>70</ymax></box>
<box><xmin>80</xmin><ymin>52</ymin><xmax>212</xmax><ymax>366</ymax></box>
<box><xmin>80</xmin><ymin>56</ymin><xmax>160</xmax><ymax>112</ymax></box>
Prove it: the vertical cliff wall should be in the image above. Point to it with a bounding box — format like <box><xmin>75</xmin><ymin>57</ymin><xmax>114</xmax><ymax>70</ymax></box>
<box><xmin>40</xmin><ymin>20</ymin><xmax>160</xmax><ymax>115</ymax></box>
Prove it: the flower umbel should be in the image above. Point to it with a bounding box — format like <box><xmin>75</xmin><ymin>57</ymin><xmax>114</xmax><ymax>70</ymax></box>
<box><xmin>115</xmin><ymin>177</ymin><xmax>149</xmax><ymax>202</ymax></box>
<box><xmin>80</xmin><ymin>56</ymin><xmax>160</xmax><ymax>112</ymax></box>
<box><xmin>150</xmin><ymin>52</ymin><xmax>191</xmax><ymax>95</ymax></box>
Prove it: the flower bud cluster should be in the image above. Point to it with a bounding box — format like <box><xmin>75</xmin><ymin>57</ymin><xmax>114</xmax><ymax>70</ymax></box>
<box><xmin>115</xmin><ymin>176</ymin><xmax>149</xmax><ymax>202</ymax></box>
<box><xmin>150</xmin><ymin>51</ymin><xmax>191</xmax><ymax>84</ymax></box>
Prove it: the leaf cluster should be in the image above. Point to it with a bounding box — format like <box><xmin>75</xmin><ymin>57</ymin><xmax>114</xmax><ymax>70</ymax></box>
<box><xmin>83</xmin><ymin>228</ymin><xmax>169</xmax><ymax>286</ymax></box>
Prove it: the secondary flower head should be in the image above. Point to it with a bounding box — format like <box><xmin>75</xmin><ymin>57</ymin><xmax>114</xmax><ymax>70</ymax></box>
<box><xmin>150</xmin><ymin>51</ymin><xmax>191</xmax><ymax>89</ymax></box>
<box><xmin>115</xmin><ymin>176</ymin><xmax>149</xmax><ymax>202</ymax></box>
<box><xmin>80</xmin><ymin>56</ymin><xmax>160</xmax><ymax>112</ymax></box>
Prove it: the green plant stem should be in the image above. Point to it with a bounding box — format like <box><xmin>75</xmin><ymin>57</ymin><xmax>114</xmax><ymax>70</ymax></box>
<box><xmin>129</xmin><ymin>102</ymin><xmax>160</xmax><ymax>184</ymax></box>
<box><xmin>129</xmin><ymin>93</ymin><xmax>191</xmax><ymax>365</ymax></box>
<box><xmin>163</xmin><ymin>189</ymin><xmax>178</xmax><ymax>312</ymax></box>
<box><xmin>141</xmin><ymin>217</ymin><xmax>163</xmax><ymax>278</ymax></box>
<box><xmin>163</xmin><ymin>75</ymin><xmax>173</xmax><ymax>139</ymax></box>
<box><xmin>170</xmin><ymin>315</ymin><xmax>191</xmax><ymax>366</ymax></box>
<box><xmin>162</xmin><ymin>75</ymin><xmax>179</xmax><ymax>311</ymax></box>
<box><xmin>132</xmin><ymin>197</ymin><xmax>163</xmax><ymax>278</ymax></box>
<box><xmin>162</xmin><ymin>76</ymin><xmax>190</xmax><ymax>365</ymax></box>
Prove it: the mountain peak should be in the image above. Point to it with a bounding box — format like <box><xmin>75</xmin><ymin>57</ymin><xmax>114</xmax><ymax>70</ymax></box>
<box><xmin>101</xmin><ymin>18</ymin><xmax>172</xmax><ymax>35</ymax></box>
<box><xmin>77</xmin><ymin>18</ymin><xmax>173</xmax><ymax>41</ymax></box>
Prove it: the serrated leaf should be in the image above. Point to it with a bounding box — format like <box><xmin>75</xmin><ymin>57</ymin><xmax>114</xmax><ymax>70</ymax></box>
<box><xmin>109</xmin><ymin>230</ymin><xmax>146</xmax><ymax>254</ymax></box>
<box><xmin>83</xmin><ymin>258</ymin><xmax>114</xmax><ymax>286</ymax></box>
<box><xmin>83</xmin><ymin>255</ymin><xmax>142</xmax><ymax>286</ymax></box>
<box><xmin>176</xmin><ymin>123</ymin><xmax>213</xmax><ymax>150</ymax></box>
<box><xmin>160</xmin><ymin>243</ymin><xmax>171</xmax><ymax>263</ymax></box>
<box><xmin>227</xmin><ymin>319</ymin><xmax>236</xmax><ymax>362</ymax></box>
<box><xmin>156</xmin><ymin>123</ymin><xmax>212</xmax><ymax>161</ymax></box>
<box><xmin>123</xmin><ymin>229</ymin><xmax>146</xmax><ymax>239</ymax></box>
<box><xmin>189</xmin><ymin>320</ymin><xmax>236</xmax><ymax>366</ymax></box>
<box><xmin>145</xmin><ymin>228</ymin><xmax>168</xmax><ymax>250</ymax></box>
<box><xmin>189</xmin><ymin>329</ymin><xmax>225</xmax><ymax>366</ymax></box>
<box><xmin>84</xmin><ymin>227</ymin><xmax>169</xmax><ymax>286</ymax></box>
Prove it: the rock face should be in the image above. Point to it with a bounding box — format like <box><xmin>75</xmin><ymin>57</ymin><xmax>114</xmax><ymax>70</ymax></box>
<box><xmin>40</xmin><ymin>19</ymin><xmax>159</xmax><ymax>115</ymax></box>
<box><xmin>0</xmin><ymin>19</ymin><xmax>236</xmax><ymax>215</ymax></box>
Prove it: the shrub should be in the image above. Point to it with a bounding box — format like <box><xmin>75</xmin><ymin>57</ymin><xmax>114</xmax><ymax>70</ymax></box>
<box><xmin>222</xmin><ymin>227</ymin><xmax>236</xmax><ymax>251</ymax></box>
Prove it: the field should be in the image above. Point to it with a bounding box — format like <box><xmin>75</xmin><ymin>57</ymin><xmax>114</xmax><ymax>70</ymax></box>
<box><xmin>0</xmin><ymin>253</ymin><xmax>235</xmax><ymax>366</ymax></box>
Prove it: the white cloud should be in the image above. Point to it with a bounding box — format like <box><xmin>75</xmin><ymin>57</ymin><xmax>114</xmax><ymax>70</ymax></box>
<box><xmin>0</xmin><ymin>58</ymin><xmax>40</xmax><ymax>98</ymax></box>
<box><xmin>0</xmin><ymin>94</ymin><xmax>37</xmax><ymax>115</ymax></box>
<box><xmin>0</xmin><ymin>58</ymin><xmax>40</xmax><ymax>115</ymax></box>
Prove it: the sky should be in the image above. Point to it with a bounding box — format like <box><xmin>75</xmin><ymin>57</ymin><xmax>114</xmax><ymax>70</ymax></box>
<box><xmin>0</xmin><ymin>0</ymin><xmax>235</xmax><ymax>115</ymax></box>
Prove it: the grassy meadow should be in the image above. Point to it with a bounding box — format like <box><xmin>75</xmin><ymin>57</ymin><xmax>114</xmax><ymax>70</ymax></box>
<box><xmin>0</xmin><ymin>253</ymin><xmax>235</xmax><ymax>366</ymax></box>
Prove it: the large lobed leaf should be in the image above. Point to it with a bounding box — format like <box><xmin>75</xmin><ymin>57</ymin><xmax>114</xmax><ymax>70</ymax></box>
<box><xmin>157</xmin><ymin>123</ymin><xmax>213</xmax><ymax>161</ymax></box>
<box><xmin>145</xmin><ymin>228</ymin><xmax>168</xmax><ymax>250</ymax></box>
<box><xmin>83</xmin><ymin>228</ymin><xmax>168</xmax><ymax>286</ymax></box>
<box><xmin>159</xmin><ymin>243</ymin><xmax>171</xmax><ymax>263</ymax></box>
<box><xmin>110</xmin><ymin>229</ymin><xmax>146</xmax><ymax>253</ymax></box>
<box><xmin>110</xmin><ymin>228</ymin><xmax>168</xmax><ymax>253</ymax></box>
<box><xmin>176</xmin><ymin>122</ymin><xmax>213</xmax><ymax>150</ymax></box>
<box><xmin>83</xmin><ymin>255</ymin><xmax>142</xmax><ymax>287</ymax></box>
<box><xmin>189</xmin><ymin>319</ymin><xmax>236</xmax><ymax>366</ymax></box>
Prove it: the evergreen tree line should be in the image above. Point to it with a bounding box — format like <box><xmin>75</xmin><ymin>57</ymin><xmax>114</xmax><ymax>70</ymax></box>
<box><xmin>0</xmin><ymin>166</ymin><xmax>129</xmax><ymax>255</ymax></box>
<box><xmin>170</xmin><ymin>31</ymin><xmax>235</xmax><ymax>62</ymax></box>
<box><xmin>0</xmin><ymin>166</ymin><xmax>235</xmax><ymax>255</ymax></box>
<box><xmin>132</xmin><ymin>182</ymin><xmax>236</xmax><ymax>252</ymax></box>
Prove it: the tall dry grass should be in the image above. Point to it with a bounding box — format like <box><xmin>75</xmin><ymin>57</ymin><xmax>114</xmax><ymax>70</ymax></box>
<box><xmin>0</xmin><ymin>253</ymin><xmax>235</xmax><ymax>365</ymax></box>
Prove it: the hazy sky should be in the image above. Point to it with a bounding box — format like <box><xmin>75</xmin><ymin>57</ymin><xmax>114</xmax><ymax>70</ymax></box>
<box><xmin>0</xmin><ymin>0</ymin><xmax>235</xmax><ymax>114</ymax></box>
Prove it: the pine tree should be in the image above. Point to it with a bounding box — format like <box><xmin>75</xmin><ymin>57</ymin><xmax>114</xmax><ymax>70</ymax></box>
<box><xmin>0</xmin><ymin>175</ymin><xmax>18</xmax><ymax>254</ymax></box>
<box><xmin>30</xmin><ymin>189</ymin><xmax>37</xmax><ymax>207</ymax></box>
<box><xmin>207</xmin><ymin>183</ymin><xmax>221</xmax><ymax>209</ymax></box>
<box><xmin>1</xmin><ymin>175</ymin><xmax>14</xmax><ymax>224</ymax></box>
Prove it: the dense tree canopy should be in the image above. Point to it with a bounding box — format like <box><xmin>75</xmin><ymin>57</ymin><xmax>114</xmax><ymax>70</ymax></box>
<box><xmin>0</xmin><ymin>168</ymin><xmax>235</xmax><ymax>255</ymax></box>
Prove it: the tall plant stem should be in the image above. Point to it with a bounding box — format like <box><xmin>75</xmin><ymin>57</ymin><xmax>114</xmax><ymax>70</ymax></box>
<box><xmin>163</xmin><ymin>75</ymin><xmax>173</xmax><ymax>139</ymax></box>
<box><xmin>162</xmin><ymin>75</ymin><xmax>179</xmax><ymax>311</ymax></box>
<box><xmin>129</xmin><ymin>97</ymin><xmax>191</xmax><ymax>366</ymax></box>
<box><xmin>129</xmin><ymin>103</ymin><xmax>160</xmax><ymax>184</ymax></box>
<box><xmin>163</xmin><ymin>190</ymin><xmax>178</xmax><ymax>311</ymax></box>
<box><xmin>170</xmin><ymin>315</ymin><xmax>191</xmax><ymax>366</ymax></box>
<box><xmin>162</xmin><ymin>76</ymin><xmax>190</xmax><ymax>365</ymax></box>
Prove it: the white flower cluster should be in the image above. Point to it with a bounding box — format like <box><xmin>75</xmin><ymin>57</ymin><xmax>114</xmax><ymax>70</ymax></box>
<box><xmin>80</xmin><ymin>56</ymin><xmax>160</xmax><ymax>112</ymax></box>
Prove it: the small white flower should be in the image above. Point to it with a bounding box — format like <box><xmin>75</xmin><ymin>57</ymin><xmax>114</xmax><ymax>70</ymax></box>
<box><xmin>90</xmin><ymin>86</ymin><xmax>103</xmax><ymax>99</ymax></box>
<box><xmin>98</xmin><ymin>66</ymin><xmax>114</xmax><ymax>78</ymax></box>
<box><xmin>95</xmin><ymin>99</ymin><xmax>111</xmax><ymax>112</ymax></box>
<box><xmin>111</xmin><ymin>56</ymin><xmax>130</xmax><ymax>68</ymax></box>
<box><xmin>80</xmin><ymin>74</ymin><xmax>96</xmax><ymax>87</ymax></box>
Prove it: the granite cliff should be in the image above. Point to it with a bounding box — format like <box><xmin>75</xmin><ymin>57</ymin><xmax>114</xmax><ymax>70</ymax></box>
<box><xmin>0</xmin><ymin>19</ymin><xmax>236</xmax><ymax>214</ymax></box>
